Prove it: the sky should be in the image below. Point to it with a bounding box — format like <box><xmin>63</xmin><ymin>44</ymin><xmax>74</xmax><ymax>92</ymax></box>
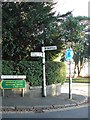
<box><xmin>54</xmin><ymin>0</ymin><xmax>90</xmax><ymax>17</ymax></box>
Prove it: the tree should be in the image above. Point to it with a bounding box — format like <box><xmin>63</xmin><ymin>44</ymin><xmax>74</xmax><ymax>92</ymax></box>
<box><xmin>2</xmin><ymin>2</ymin><xmax>62</xmax><ymax>61</ymax></box>
<box><xmin>3</xmin><ymin>1</ymin><xmax>75</xmax><ymax>62</ymax></box>
<box><xmin>60</xmin><ymin>15</ymin><xmax>86</xmax><ymax>76</ymax></box>
<box><xmin>61</xmin><ymin>15</ymin><xmax>85</xmax><ymax>44</ymax></box>
<box><xmin>61</xmin><ymin>15</ymin><xmax>86</xmax><ymax>52</ymax></box>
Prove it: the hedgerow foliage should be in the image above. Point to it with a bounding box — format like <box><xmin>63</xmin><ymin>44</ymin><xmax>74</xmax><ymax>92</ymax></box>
<box><xmin>2</xmin><ymin>60</ymin><xmax>66</xmax><ymax>86</ymax></box>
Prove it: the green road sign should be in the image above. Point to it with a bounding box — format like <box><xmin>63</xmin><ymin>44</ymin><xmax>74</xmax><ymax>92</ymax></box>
<box><xmin>1</xmin><ymin>80</ymin><xmax>26</xmax><ymax>89</ymax></box>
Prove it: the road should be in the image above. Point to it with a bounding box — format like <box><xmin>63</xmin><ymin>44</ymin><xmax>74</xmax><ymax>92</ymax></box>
<box><xmin>1</xmin><ymin>104</ymin><xmax>89</xmax><ymax>118</ymax></box>
<box><xmin>61</xmin><ymin>83</ymin><xmax>89</xmax><ymax>97</ymax></box>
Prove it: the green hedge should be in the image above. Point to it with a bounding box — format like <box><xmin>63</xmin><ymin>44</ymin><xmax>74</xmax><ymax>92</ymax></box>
<box><xmin>2</xmin><ymin>60</ymin><xmax>66</xmax><ymax>86</ymax></box>
<box><xmin>2</xmin><ymin>60</ymin><xmax>42</xmax><ymax>86</ymax></box>
<box><xmin>46</xmin><ymin>61</ymin><xmax>66</xmax><ymax>85</ymax></box>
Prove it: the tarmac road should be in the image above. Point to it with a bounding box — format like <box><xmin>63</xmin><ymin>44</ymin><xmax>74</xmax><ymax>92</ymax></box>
<box><xmin>1</xmin><ymin>104</ymin><xmax>90</xmax><ymax>118</ymax></box>
<box><xmin>61</xmin><ymin>83</ymin><xmax>89</xmax><ymax>97</ymax></box>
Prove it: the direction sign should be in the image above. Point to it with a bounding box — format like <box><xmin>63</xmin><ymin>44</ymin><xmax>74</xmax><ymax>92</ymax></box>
<box><xmin>31</xmin><ymin>52</ymin><xmax>42</xmax><ymax>57</ymax></box>
<box><xmin>44</xmin><ymin>46</ymin><xmax>57</xmax><ymax>51</ymax></box>
<box><xmin>65</xmin><ymin>48</ymin><xmax>73</xmax><ymax>61</ymax></box>
<box><xmin>31</xmin><ymin>45</ymin><xmax>57</xmax><ymax>97</ymax></box>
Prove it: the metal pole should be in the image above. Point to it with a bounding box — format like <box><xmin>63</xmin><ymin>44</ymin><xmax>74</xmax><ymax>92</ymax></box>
<box><xmin>42</xmin><ymin>46</ymin><xmax>46</xmax><ymax>97</ymax></box>
<box><xmin>22</xmin><ymin>88</ymin><xmax>24</xmax><ymax>97</ymax></box>
<box><xmin>22</xmin><ymin>79</ymin><xmax>25</xmax><ymax>97</ymax></box>
<box><xmin>69</xmin><ymin>60</ymin><xmax>72</xmax><ymax>99</ymax></box>
<box><xmin>2</xmin><ymin>89</ymin><xmax>4</xmax><ymax>97</ymax></box>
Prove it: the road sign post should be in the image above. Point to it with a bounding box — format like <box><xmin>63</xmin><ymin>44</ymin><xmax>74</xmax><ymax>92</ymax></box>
<box><xmin>31</xmin><ymin>45</ymin><xmax>57</xmax><ymax>97</ymax></box>
<box><xmin>41</xmin><ymin>46</ymin><xmax>57</xmax><ymax>97</ymax></box>
<box><xmin>65</xmin><ymin>48</ymin><xmax>73</xmax><ymax>99</ymax></box>
<box><xmin>42</xmin><ymin>47</ymin><xmax>46</xmax><ymax>97</ymax></box>
<box><xmin>69</xmin><ymin>61</ymin><xmax>72</xmax><ymax>99</ymax></box>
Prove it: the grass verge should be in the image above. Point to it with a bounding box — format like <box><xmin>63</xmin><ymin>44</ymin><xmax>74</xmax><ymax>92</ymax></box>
<box><xmin>66</xmin><ymin>77</ymin><xmax>90</xmax><ymax>83</ymax></box>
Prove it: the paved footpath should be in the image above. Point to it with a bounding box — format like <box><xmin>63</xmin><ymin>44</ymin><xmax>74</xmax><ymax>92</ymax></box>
<box><xmin>0</xmin><ymin>83</ymin><xmax>89</xmax><ymax>112</ymax></box>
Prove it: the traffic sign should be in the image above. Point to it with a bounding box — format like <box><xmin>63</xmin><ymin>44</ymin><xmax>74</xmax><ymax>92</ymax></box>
<box><xmin>65</xmin><ymin>48</ymin><xmax>73</xmax><ymax>61</ymax></box>
<box><xmin>1</xmin><ymin>80</ymin><xmax>25</xmax><ymax>89</ymax></box>
<box><xmin>44</xmin><ymin>46</ymin><xmax>57</xmax><ymax>51</ymax></box>
<box><xmin>31</xmin><ymin>52</ymin><xmax>42</xmax><ymax>57</ymax></box>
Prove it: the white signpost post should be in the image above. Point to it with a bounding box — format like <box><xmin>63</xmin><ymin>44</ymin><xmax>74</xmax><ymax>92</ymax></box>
<box><xmin>31</xmin><ymin>46</ymin><xmax>57</xmax><ymax>97</ymax></box>
<box><xmin>42</xmin><ymin>46</ymin><xmax>57</xmax><ymax>97</ymax></box>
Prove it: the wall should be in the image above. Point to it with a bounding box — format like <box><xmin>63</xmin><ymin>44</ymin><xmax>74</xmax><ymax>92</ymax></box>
<box><xmin>25</xmin><ymin>83</ymin><xmax>61</xmax><ymax>97</ymax></box>
<box><xmin>80</xmin><ymin>62</ymin><xmax>90</xmax><ymax>77</ymax></box>
<box><xmin>0</xmin><ymin>83</ymin><xmax>62</xmax><ymax>97</ymax></box>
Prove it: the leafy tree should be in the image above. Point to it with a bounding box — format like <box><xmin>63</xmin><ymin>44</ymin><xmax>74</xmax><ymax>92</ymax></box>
<box><xmin>2</xmin><ymin>1</ymin><xmax>75</xmax><ymax>62</ymax></box>
<box><xmin>2</xmin><ymin>2</ymin><xmax>62</xmax><ymax>61</ymax></box>
<box><xmin>61</xmin><ymin>15</ymin><xmax>85</xmax><ymax>44</ymax></box>
<box><xmin>61</xmin><ymin>15</ymin><xmax>86</xmax><ymax>54</ymax></box>
<box><xmin>60</xmin><ymin>15</ymin><xmax>87</xmax><ymax>76</ymax></box>
<box><xmin>74</xmin><ymin>16</ymin><xmax>90</xmax><ymax>59</ymax></box>
<box><xmin>75</xmin><ymin>16</ymin><xmax>90</xmax><ymax>21</ymax></box>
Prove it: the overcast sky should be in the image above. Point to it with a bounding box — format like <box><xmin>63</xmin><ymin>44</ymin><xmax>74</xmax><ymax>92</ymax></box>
<box><xmin>54</xmin><ymin>0</ymin><xmax>89</xmax><ymax>17</ymax></box>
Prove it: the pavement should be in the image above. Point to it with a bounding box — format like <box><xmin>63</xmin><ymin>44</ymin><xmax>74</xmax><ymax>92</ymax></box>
<box><xmin>0</xmin><ymin>83</ymin><xmax>89</xmax><ymax>112</ymax></box>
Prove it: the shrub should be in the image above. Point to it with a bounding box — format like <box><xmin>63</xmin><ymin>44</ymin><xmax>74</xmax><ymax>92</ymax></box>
<box><xmin>2</xmin><ymin>60</ymin><xmax>66</xmax><ymax>86</ymax></box>
<box><xmin>46</xmin><ymin>61</ymin><xmax>66</xmax><ymax>85</ymax></box>
<box><xmin>2</xmin><ymin>60</ymin><xmax>14</xmax><ymax>74</ymax></box>
<box><xmin>2</xmin><ymin>60</ymin><xmax>42</xmax><ymax>86</ymax></box>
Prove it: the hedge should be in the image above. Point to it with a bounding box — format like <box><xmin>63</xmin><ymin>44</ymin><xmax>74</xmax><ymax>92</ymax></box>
<box><xmin>2</xmin><ymin>60</ymin><xmax>66</xmax><ymax>86</ymax></box>
<box><xmin>46</xmin><ymin>61</ymin><xmax>66</xmax><ymax>85</ymax></box>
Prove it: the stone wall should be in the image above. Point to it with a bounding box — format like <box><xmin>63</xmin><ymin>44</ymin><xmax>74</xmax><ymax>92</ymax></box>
<box><xmin>80</xmin><ymin>62</ymin><xmax>90</xmax><ymax>77</ymax></box>
<box><xmin>25</xmin><ymin>83</ymin><xmax>61</xmax><ymax>97</ymax></box>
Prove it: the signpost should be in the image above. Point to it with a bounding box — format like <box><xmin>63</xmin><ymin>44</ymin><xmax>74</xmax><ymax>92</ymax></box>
<box><xmin>65</xmin><ymin>48</ymin><xmax>73</xmax><ymax>99</ymax></box>
<box><xmin>31</xmin><ymin>52</ymin><xmax>42</xmax><ymax>57</ymax></box>
<box><xmin>31</xmin><ymin>46</ymin><xmax>57</xmax><ymax>97</ymax></box>
<box><xmin>42</xmin><ymin>46</ymin><xmax>57</xmax><ymax>97</ymax></box>
<box><xmin>65</xmin><ymin>48</ymin><xmax>73</xmax><ymax>61</ymax></box>
<box><xmin>42</xmin><ymin>47</ymin><xmax>46</xmax><ymax>97</ymax></box>
<box><xmin>45</xmin><ymin>46</ymin><xmax>57</xmax><ymax>51</ymax></box>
